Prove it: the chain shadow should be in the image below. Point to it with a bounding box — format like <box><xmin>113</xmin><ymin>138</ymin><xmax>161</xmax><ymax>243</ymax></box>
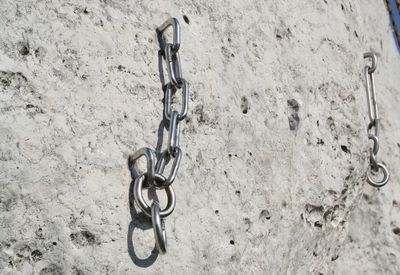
<box><xmin>126</xmin><ymin>49</ymin><xmax>168</xmax><ymax>267</ymax></box>
<box><xmin>127</xmin><ymin>163</ymin><xmax>159</xmax><ymax>267</ymax></box>
<box><xmin>126</xmin><ymin>38</ymin><xmax>174</xmax><ymax>267</ymax></box>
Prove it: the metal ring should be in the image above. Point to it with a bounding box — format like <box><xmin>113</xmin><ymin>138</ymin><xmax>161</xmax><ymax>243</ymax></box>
<box><xmin>129</xmin><ymin>147</ymin><xmax>156</xmax><ymax>186</ymax></box>
<box><xmin>363</xmin><ymin>52</ymin><xmax>377</xmax><ymax>74</ymax></box>
<box><xmin>157</xmin><ymin>18</ymin><xmax>181</xmax><ymax>53</ymax></box>
<box><xmin>156</xmin><ymin>147</ymin><xmax>182</xmax><ymax>187</ymax></box>
<box><xmin>164</xmin><ymin>78</ymin><xmax>189</xmax><ymax>121</ymax></box>
<box><xmin>140</xmin><ymin>171</ymin><xmax>168</xmax><ymax>189</ymax></box>
<box><xmin>367</xmin><ymin>162</ymin><xmax>390</xmax><ymax>188</ymax></box>
<box><xmin>133</xmin><ymin>174</ymin><xmax>176</xmax><ymax>218</ymax></box>
<box><xmin>165</xmin><ymin>43</ymin><xmax>183</xmax><ymax>87</ymax></box>
<box><xmin>151</xmin><ymin>203</ymin><xmax>167</xmax><ymax>254</ymax></box>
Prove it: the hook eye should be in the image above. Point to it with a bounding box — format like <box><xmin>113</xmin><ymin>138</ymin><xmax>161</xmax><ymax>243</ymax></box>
<box><xmin>363</xmin><ymin>52</ymin><xmax>377</xmax><ymax>73</ymax></box>
<box><xmin>157</xmin><ymin>18</ymin><xmax>181</xmax><ymax>53</ymax></box>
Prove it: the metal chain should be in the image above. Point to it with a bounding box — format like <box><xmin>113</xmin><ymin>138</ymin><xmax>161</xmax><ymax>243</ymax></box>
<box><xmin>129</xmin><ymin>18</ymin><xmax>188</xmax><ymax>254</ymax></box>
<box><xmin>363</xmin><ymin>52</ymin><xmax>389</xmax><ymax>188</ymax></box>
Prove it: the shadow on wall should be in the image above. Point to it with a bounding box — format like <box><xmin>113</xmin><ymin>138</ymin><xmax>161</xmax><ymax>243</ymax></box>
<box><xmin>126</xmin><ymin>176</ymin><xmax>159</xmax><ymax>268</ymax></box>
<box><xmin>127</xmin><ymin>22</ymin><xmax>188</xmax><ymax>268</ymax></box>
<box><xmin>125</xmin><ymin>31</ymin><xmax>173</xmax><ymax>267</ymax></box>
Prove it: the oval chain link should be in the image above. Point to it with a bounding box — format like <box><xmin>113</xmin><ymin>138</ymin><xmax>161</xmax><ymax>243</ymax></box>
<box><xmin>164</xmin><ymin>79</ymin><xmax>189</xmax><ymax>121</ymax></box>
<box><xmin>129</xmin><ymin>18</ymin><xmax>188</xmax><ymax>254</ymax></box>
<box><xmin>165</xmin><ymin>43</ymin><xmax>183</xmax><ymax>87</ymax></box>
<box><xmin>363</xmin><ymin>52</ymin><xmax>389</xmax><ymax>187</ymax></box>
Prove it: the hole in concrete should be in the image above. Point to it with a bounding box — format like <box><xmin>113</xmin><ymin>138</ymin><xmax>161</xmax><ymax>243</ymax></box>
<box><xmin>183</xmin><ymin>15</ymin><xmax>190</xmax><ymax>24</ymax></box>
<box><xmin>341</xmin><ymin>145</ymin><xmax>350</xmax><ymax>153</ymax></box>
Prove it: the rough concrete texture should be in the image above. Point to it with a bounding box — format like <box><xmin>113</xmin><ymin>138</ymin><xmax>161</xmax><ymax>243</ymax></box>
<box><xmin>0</xmin><ymin>0</ymin><xmax>399</xmax><ymax>274</ymax></box>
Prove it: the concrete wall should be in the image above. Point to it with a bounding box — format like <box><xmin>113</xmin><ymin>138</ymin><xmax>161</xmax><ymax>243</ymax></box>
<box><xmin>0</xmin><ymin>0</ymin><xmax>399</xmax><ymax>274</ymax></box>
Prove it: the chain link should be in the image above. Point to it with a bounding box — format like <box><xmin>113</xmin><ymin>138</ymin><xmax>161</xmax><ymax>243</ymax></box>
<box><xmin>164</xmin><ymin>79</ymin><xmax>189</xmax><ymax>121</ymax></box>
<box><xmin>156</xmin><ymin>147</ymin><xmax>182</xmax><ymax>186</ymax></box>
<box><xmin>157</xmin><ymin>18</ymin><xmax>181</xmax><ymax>52</ymax></box>
<box><xmin>363</xmin><ymin>52</ymin><xmax>389</xmax><ymax>187</ymax></box>
<box><xmin>151</xmin><ymin>202</ymin><xmax>167</xmax><ymax>254</ymax></box>
<box><xmin>129</xmin><ymin>18</ymin><xmax>188</xmax><ymax>254</ymax></box>
<box><xmin>133</xmin><ymin>173</ymin><xmax>176</xmax><ymax>218</ymax></box>
<box><xmin>165</xmin><ymin>44</ymin><xmax>183</xmax><ymax>87</ymax></box>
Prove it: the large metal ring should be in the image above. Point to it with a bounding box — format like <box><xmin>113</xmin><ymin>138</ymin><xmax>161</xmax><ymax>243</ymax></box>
<box><xmin>151</xmin><ymin>203</ymin><xmax>167</xmax><ymax>254</ymax></box>
<box><xmin>133</xmin><ymin>174</ymin><xmax>176</xmax><ymax>218</ymax></box>
<box><xmin>129</xmin><ymin>147</ymin><xmax>156</xmax><ymax>186</ymax></box>
<box><xmin>367</xmin><ymin>162</ymin><xmax>390</xmax><ymax>188</ymax></box>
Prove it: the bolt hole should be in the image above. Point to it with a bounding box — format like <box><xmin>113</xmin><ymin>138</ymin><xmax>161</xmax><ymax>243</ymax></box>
<box><xmin>341</xmin><ymin>145</ymin><xmax>350</xmax><ymax>153</ymax></box>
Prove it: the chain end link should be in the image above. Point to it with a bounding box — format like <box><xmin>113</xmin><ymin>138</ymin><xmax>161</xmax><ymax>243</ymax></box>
<box><xmin>363</xmin><ymin>52</ymin><xmax>377</xmax><ymax>73</ymax></box>
<box><xmin>157</xmin><ymin>17</ymin><xmax>181</xmax><ymax>53</ymax></box>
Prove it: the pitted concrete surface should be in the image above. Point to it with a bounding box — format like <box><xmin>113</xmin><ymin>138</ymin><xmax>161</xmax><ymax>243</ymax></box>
<box><xmin>0</xmin><ymin>0</ymin><xmax>399</xmax><ymax>274</ymax></box>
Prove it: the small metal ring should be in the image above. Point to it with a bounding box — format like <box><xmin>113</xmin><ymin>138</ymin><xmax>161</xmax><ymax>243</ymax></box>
<box><xmin>133</xmin><ymin>174</ymin><xmax>176</xmax><ymax>218</ymax></box>
<box><xmin>151</xmin><ymin>203</ymin><xmax>167</xmax><ymax>254</ymax></box>
<box><xmin>367</xmin><ymin>162</ymin><xmax>390</xmax><ymax>188</ymax></box>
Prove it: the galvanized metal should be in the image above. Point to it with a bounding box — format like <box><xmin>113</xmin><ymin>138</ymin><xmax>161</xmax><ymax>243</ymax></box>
<box><xmin>363</xmin><ymin>52</ymin><xmax>390</xmax><ymax>187</ymax></box>
<box><xmin>129</xmin><ymin>18</ymin><xmax>189</xmax><ymax>254</ymax></box>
